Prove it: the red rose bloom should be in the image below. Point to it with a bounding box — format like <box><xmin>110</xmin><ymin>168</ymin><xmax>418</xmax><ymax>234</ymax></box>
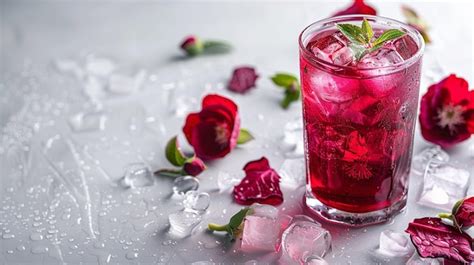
<box><xmin>333</xmin><ymin>0</ymin><xmax>377</xmax><ymax>16</ymax></box>
<box><xmin>183</xmin><ymin>94</ymin><xmax>240</xmax><ymax>160</ymax></box>
<box><xmin>183</xmin><ymin>157</ymin><xmax>206</xmax><ymax>177</ymax></box>
<box><xmin>419</xmin><ymin>75</ymin><xmax>474</xmax><ymax>148</ymax></box>
<box><xmin>455</xmin><ymin>197</ymin><xmax>474</xmax><ymax>229</ymax></box>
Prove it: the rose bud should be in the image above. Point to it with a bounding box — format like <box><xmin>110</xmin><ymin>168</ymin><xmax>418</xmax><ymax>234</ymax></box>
<box><xmin>454</xmin><ymin>197</ymin><xmax>474</xmax><ymax>229</ymax></box>
<box><xmin>183</xmin><ymin>157</ymin><xmax>207</xmax><ymax>177</ymax></box>
<box><xmin>419</xmin><ymin>74</ymin><xmax>474</xmax><ymax>148</ymax></box>
<box><xmin>180</xmin><ymin>35</ymin><xmax>204</xmax><ymax>56</ymax></box>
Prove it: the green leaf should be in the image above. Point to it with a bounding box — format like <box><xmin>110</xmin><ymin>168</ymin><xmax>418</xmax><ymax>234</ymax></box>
<box><xmin>208</xmin><ymin>207</ymin><xmax>252</xmax><ymax>240</ymax></box>
<box><xmin>227</xmin><ymin>207</ymin><xmax>251</xmax><ymax>238</ymax></box>
<box><xmin>451</xmin><ymin>199</ymin><xmax>464</xmax><ymax>215</ymax></box>
<box><xmin>237</xmin><ymin>129</ymin><xmax>254</xmax><ymax>145</ymax></box>
<box><xmin>336</xmin><ymin>23</ymin><xmax>366</xmax><ymax>45</ymax></box>
<box><xmin>271</xmin><ymin>73</ymin><xmax>298</xmax><ymax>88</ymax></box>
<box><xmin>165</xmin><ymin>136</ymin><xmax>188</xmax><ymax>167</ymax></box>
<box><xmin>361</xmin><ymin>19</ymin><xmax>373</xmax><ymax>43</ymax></box>
<box><xmin>203</xmin><ymin>40</ymin><xmax>232</xmax><ymax>54</ymax></box>
<box><xmin>280</xmin><ymin>83</ymin><xmax>300</xmax><ymax>109</ymax></box>
<box><xmin>372</xmin><ymin>29</ymin><xmax>406</xmax><ymax>47</ymax></box>
<box><xmin>349</xmin><ymin>43</ymin><xmax>369</xmax><ymax>61</ymax></box>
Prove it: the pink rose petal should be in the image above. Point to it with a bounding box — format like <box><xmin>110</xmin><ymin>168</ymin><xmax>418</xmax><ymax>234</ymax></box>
<box><xmin>405</xmin><ymin>217</ymin><xmax>474</xmax><ymax>264</ymax></box>
<box><xmin>228</xmin><ymin>67</ymin><xmax>259</xmax><ymax>94</ymax></box>
<box><xmin>233</xmin><ymin>157</ymin><xmax>283</xmax><ymax>206</ymax></box>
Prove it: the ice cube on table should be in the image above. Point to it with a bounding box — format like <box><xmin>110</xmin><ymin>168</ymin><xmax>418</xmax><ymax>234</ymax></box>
<box><xmin>240</xmin><ymin>204</ymin><xmax>290</xmax><ymax>253</ymax></box>
<box><xmin>279</xmin><ymin>218</ymin><xmax>331</xmax><ymax>264</ymax></box>
<box><xmin>68</xmin><ymin>111</ymin><xmax>106</xmax><ymax>132</ymax></box>
<box><xmin>412</xmin><ymin>146</ymin><xmax>450</xmax><ymax>175</ymax></box>
<box><xmin>119</xmin><ymin>163</ymin><xmax>154</xmax><ymax>189</ymax></box>
<box><xmin>108</xmin><ymin>70</ymin><xmax>146</xmax><ymax>94</ymax></box>
<box><xmin>84</xmin><ymin>56</ymin><xmax>116</xmax><ymax>77</ymax></box>
<box><xmin>418</xmin><ymin>161</ymin><xmax>470</xmax><ymax>211</ymax></box>
<box><xmin>54</xmin><ymin>59</ymin><xmax>84</xmax><ymax>79</ymax></box>
<box><xmin>279</xmin><ymin>158</ymin><xmax>306</xmax><ymax>189</ymax></box>
<box><xmin>376</xmin><ymin>230</ymin><xmax>413</xmax><ymax>257</ymax></box>
<box><xmin>182</xmin><ymin>191</ymin><xmax>210</xmax><ymax>213</ymax></box>
<box><xmin>406</xmin><ymin>253</ymin><xmax>442</xmax><ymax>265</ymax></box>
<box><xmin>168</xmin><ymin>210</ymin><xmax>201</xmax><ymax>238</ymax></box>
<box><xmin>173</xmin><ymin>176</ymin><xmax>199</xmax><ymax>195</ymax></box>
<box><xmin>217</xmin><ymin>171</ymin><xmax>242</xmax><ymax>193</ymax></box>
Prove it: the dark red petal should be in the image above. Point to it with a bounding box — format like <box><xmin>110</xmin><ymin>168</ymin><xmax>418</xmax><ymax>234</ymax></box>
<box><xmin>202</xmin><ymin>94</ymin><xmax>238</xmax><ymax>118</ymax></box>
<box><xmin>190</xmin><ymin>121</ymin><xmax>231</xmax><ymax>160</ymax></box>
<box><xmin>333</xmin><ymin>0</ymin><xmax>377</xmax><ymax>16</ymax></box>
<box><xmin>405</xmin><ymin>217</ymin><xmax>474</xmax><ymax>263</ymax></box>
<box><xmin>441</xmin><ymin>75</ymin><xmax>470</xmax><ymax>106</ymax></box>
<box><xmin>228</xmin><ymin>67</ymin><xmax>259</xmax><ymax>94</ymax></box>
<box><xmin>233</xmin><ymin>157</ymin><xmax>283</xmax><ymax>206</ymax></box>
<box><xmin>183</xmin><ymin>113</ymin><xmax>201</xmax><ymax>146</ymax></box>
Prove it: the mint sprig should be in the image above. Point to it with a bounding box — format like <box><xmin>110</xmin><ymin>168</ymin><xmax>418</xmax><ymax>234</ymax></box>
<box><xmin>336</xmin><ymin>19</ymin><xmax>406</xmax><ymax>61</ymax></box>
<box><xmin>208</xmin><ymin>207</ymin><xmax>252</xmax><ymax>240</ymax></box>
<box><xmin>270</xmin><ymin>73</ymin><xmax>301</xmax><ymax>109</ymax></box>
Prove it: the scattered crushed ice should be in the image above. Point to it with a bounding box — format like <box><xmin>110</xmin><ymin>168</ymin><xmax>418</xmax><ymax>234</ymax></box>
<box><xmin>280</xmin><ymin>118</ymin><xmax>304</xmax><ymax>158</ymax></box>
<box><xmin>168</xmin><ymin>211</ymin><xmax>202</xmax><ymax>238</ymax></box>
<box><xmin>182</xmin><ymin>191</ymin><xmax>210</xmax><ymax>213</ymax></box>
<box><xmin>217</xmin><ymin>171</ymin><xmax>242</xmax><ymax>193</ymax></box>
<box><xmin>68</xmin><ymin>111</ymin><xmax>106</xmax><ymax>132</ymax></box>
<box><xmin>119</xmin><ymin>163</ymin><xmax>154</xmax><ymax>189</ymax></box>
<box><xmin>278</xmin><ymin>158</ymin><xmax>306</xmax><ymax>189</ymax></box>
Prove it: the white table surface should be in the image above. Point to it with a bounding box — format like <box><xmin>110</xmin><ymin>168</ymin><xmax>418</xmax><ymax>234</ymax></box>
<box><xmin>1</xmin><ymin>1</ymin><xmax>473</xmax><ymax>264</ymax></box>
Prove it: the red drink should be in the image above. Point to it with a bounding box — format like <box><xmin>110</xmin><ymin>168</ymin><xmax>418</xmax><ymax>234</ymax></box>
<box><xmin>299</xmin><ymin>16</ymin><xmax>424</xmax><ymax>225</ymax></box>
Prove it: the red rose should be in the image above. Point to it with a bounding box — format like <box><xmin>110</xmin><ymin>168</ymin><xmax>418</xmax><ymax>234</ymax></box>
<box><xmin>333</xmin><ymin>0</ymin><xmax>377</xmax><ymax>16</ymax></box>
<box><xmin>183</xmin><ymin>94</ymin><xmax>240</xmax><ymax>160</ymax></box>
<box><xmin>183</xmin><ymin>157</ymin><xmax>207</xmax><ymax>177</ymax></box>
<box><xmin>419</xmin><ymin>75</ymin><xmax>474</xmax><ymax>148</ymax></box>
<box><xmin>180</xmin><ymin>35</ymin><xmax>203</xmax><ymax>56</ymax></box>
<box><xmin>454</xmin><ymin>197</ymin><xmax>474</xmax><ymax>229</ymax></box>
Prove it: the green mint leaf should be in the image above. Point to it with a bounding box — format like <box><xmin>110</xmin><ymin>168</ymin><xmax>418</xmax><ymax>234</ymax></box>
<box><xmin>280</xmin><ymin>83</ymin><xmax>300</xmax><ymax>109</ymax></box>
<box><xmin>165</xmin><ymin>136</ymin><xmax>188</xmax><ymax>167</ymax></box>
<box><xmin>451</xmin><ymin>199</ymin><xmax>464</xmax><ymax>215</ymax></box>
<box><xmin>237</xmin><ymin>129</ymin><xmax>254</xmax><ymax>145</ymax></box>
<box><xmin>438</xmin><ymin>213</ymin><xmax>453</xmax><ymax>220</ymax></box>
<box><xmin>349</xmin><ymin>43</ymin><xmax>368</xmax><ymax>61</ymax></box>
<box><xmin>271</xmin><ymin>73</ymin><xmax>298</xmax><ymax>88</ymax></box>
<box><xmin>372</xmin><ymin>29</ymin><xmax>406</xmax><ymax>47</ymax></box>
<box><xmin>361</xmin><ymin>19</ymin><xmax>373</xmax><ymax>43</ymax></box>
<box><xmin>203</xmin><ymin>40</ymin><xmax>232</xmax><ymax>54</ymax></box>
<box><xmin>336</xmin><ymin>24</ymin><xmax>366</xmax><ymax>45</ymax></box>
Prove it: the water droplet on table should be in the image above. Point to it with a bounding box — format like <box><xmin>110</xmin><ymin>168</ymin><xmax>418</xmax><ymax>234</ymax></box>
<box><xmin>172</xmin><ymin>176</ymin><xmax>199</xmax><ymax>195</ymax></box>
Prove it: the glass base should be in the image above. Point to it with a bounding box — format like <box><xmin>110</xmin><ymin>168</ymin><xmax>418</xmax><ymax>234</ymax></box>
<box><xmin>304</xmin><ymin>190</ymin><xmax>407</xmax><ymax>227</ymax></box>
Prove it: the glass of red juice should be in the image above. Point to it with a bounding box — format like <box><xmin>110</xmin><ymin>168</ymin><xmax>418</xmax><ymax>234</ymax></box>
<box><xmin>299</xmin><ymin>15</ymin><xmax>424</xmax><ymax>226</ymax></box>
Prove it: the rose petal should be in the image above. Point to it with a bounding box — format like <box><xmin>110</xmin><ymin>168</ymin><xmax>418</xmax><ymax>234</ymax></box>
<box><xmin>333</xmin><ymin>0</ymin><xmax>377</xmax><ymax>16</ymax></box>
<box><xmin>455</xmin><ymin>197</ymin><xmax>474</xmax><ymax>229</ymax></box>
<box><xmin>233</xmin><ymin>157</ymin><xmax>283</xmax><ymax>206</ymax></box>
<box><xmin>228</xmin><ymin>67</ymin><xmax>259</xmax><ymax>94</ymax></box>
<box><xmin>405</xmin><ymin>217</ymin><xmax>474</xmax><ymax>263</ymax></box>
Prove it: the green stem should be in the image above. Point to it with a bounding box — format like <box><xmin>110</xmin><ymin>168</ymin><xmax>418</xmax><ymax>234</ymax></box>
<box><xmin>208</xmin><ymin>223</ymin><xmax>228</xmax><ymax>232</ymax></box>
<box><xmin>438</xmin><ymin>213</ymin><xmax>452</xmax><ymax>219</ymax></box>
<box><xmin>154</xmin><ymin>169</ymin><xmax>184</xmax><ymax>178</ymax></box>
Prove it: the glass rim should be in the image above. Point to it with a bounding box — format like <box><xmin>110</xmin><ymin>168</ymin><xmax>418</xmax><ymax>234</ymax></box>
<box><xmin>298</xmin><ymin>15</ymin><xmax>425</xmax><ymax>72</ymax></box>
